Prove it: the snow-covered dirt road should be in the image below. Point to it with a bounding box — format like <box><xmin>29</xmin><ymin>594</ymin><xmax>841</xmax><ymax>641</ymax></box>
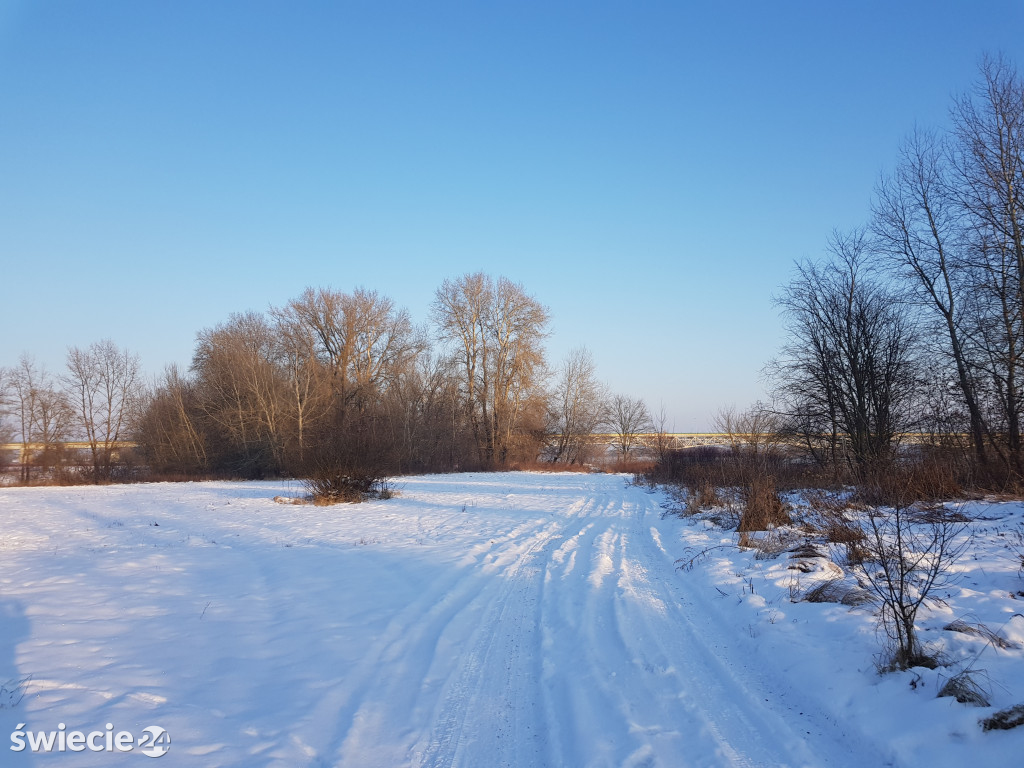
<box><xmin>0</xmin><ymin>473</ymin><xmax>926</xmax><ymax>765</ymax></box>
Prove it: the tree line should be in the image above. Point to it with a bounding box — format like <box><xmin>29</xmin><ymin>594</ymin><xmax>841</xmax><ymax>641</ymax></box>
<box><xmin>0</xmin><ymin>273</ymin><xmax>654</xmax><ymax>492</ymax></box>
<box><xmin>768</xmin><ymin>54</ymin><xmax>1024</xmax><ymax>487</ymax></box>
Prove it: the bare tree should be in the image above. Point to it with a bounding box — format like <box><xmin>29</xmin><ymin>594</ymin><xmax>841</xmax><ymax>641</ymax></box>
<box><xmin>872</xmin><ymin>128</ymin><xmax>990</xmax><ymax>464</ymax></box>
<box><xmin>269</xmin><ymin>309</ymin><xmax>332</xmax><ymax>466</ymax></box>
<box><xmin>8</xmin><ymin>355</ymin><xmax>38</xmax><ymax>481</ymax></box>
<box><xmin>609</xmin><ymin>394</ymin><xmax>650</xmax><ymax>461</ymax></box>
<box><xmin>948</xmin><ymin>54</ymin><xmax>1024</xmax><ymax>467</ymax></box>
<box><xmin>382</xmin><ymin>348</ymin><xmax>469</xmax><ymax>473</ymax></box>
<box><xmin>433</xmin><ymin>273</ymin><xmax>488</xmax><ymax>459</ymax></box>
<box><xmin>135</xmin><ymin>365</ymin><xmax>208</xmax><ymax>475</ymax></box>
<box><xmin>433</xmin><ymin>273</ymin><xmax>550</xmax><ymax>466</ymax></box>
<box><xmin>279</xmin><ymin>287</ymin><xmax>418</xmax><ymax>407</ymax></box>
<box><xmin>63</xmin><ymin>340</ymin><xmax>142</xmax><ymax>481</ymax></box>
<box><xmin>773</xmin><ymin>231</ymin><xmax>920</xmax><ymax>473</ymax></box>
<box><xmin>548</xmin><ymin>347</ymin><xmax>607</xmax><ymax>464</ymax></box>
<box><xmin>645</xmin><ymin>403</ymin><xmax>674</xmax><ymax>465</ymax></box>
<box><xmin>0</xmin><ymin>366</ymin><xmax>15</xmax><ymax>472</ymax></box>
<box><xmin>192</xmin><ymin>312</ymin><xmax>287</xmax><ymax>477</ymax></box>
<box><xmin>714</xmin><ymin>403</ymin><xmax>783</xmax><ymax>469</ymax></box>
<box><xmin>8</xmin><ymin>355</ymin><xmax>73</xmax><ymax>481</ymax></box>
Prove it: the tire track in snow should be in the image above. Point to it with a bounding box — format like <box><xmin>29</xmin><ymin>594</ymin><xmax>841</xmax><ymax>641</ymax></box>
<box><xmin>307</xmin><ymin>515</ymin><xmax>556</xmax><ymax>765</ymax></box>
<box><xmin>307</xmin><ymin>473</ymin><xmax>890</xmax><ymax>767</ymax></box>
<box><xmin>630</xmin><ymin>490</ymin><xmax>890</xmax><ymax>767</ymax></box>
<box><xmin>414</xmin><ymin>494</ymin><xmax>600</xmax><ymax>768</ymax></box>
<box><xmin>536</xmin><ymin>477</ymin><xmax>887</xmax><ymax>767</ymax></box>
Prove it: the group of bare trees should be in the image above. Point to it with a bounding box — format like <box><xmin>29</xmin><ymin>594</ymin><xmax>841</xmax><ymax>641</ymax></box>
<box><xmin>433</xmin><ymin>274</ymin><xmax>551</xmax><ymax>466</ymax></box>
<box><xmin>137</xmin><ymin>284</ymin><xmax>462</xmax><ymax>482</ymax></box>
<box><xmin>773</xmin><ymin>231</ymin><xmax>920</xmax><ymax>473</ymax></box>
<box><xmin>2</xmin><ymin>272</ymin><xmax>653</xmax><ymax>487</ymax></box>
<box><xmin>123</xmin><ymin>272</ymin><xmax>650</xmax><ymax>487</ymax></box>
<box><xmin>0</xmin><ymin>342</ymin><xmax>142</xmax><ymax>482</ymax></box>
<box><xmin>545</xmin><ymin>347</ymin><xmax>654</xmax><ymax>465</ymax></box>
<box><xmin>772</xmin><ymin>55</ymin><xmax>1024</xmax><ymax>483</ymax></box>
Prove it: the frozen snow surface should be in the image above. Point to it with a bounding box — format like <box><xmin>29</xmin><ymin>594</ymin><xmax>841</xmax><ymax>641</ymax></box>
<box><xmin>0</xmin><ymin>472</ymin><xmax>1021</xmax><ymax>766</ymax></box>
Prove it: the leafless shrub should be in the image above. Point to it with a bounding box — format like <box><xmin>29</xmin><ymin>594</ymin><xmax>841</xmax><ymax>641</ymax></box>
<box><xmin>855</xmin><ymin>502</ymin><xmax>971</xmax><ymax>670</ymax></box>
<box><xmin>605</xmin><ymin>458</ymin><xmax>654</xmax><ymax>475</ymax></box>
<box><xmin>377</xmin><ymin>478</ymin><xmax>397</xmax><ymax>500</ymax></box>
<box><xmin>509</xmin><ymin>459</ymin><xmax>595</xmax><ymax>473</ymax></box>
<box><xmin>297</xmin><ymin>399</ymin><xmax>398</xmax><ymax>504</ymax></box>
<box><xmin>856</xmin><ymin>455</ymin><xmax>969</xmax><ymax>507</ymax></box>
<box><xmin>304</xmin><ymin>469</ymin><xmax>384</xmax><ymax>504</ymax></box>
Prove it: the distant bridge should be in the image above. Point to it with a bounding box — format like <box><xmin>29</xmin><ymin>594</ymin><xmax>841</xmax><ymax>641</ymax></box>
<box><xmin>587</xmin><ymin>433</ymin><xmax>943</xmax><ymax>449</ymax></box>
<box><xmin>0</xmin><ymin>442</ymin><xmax>138</xmax><ymax>465</ymax></box>
<box><xmin>589</xmin><ymin>433</ymin><xmax>738</xmax><ymax>448</ymax></box>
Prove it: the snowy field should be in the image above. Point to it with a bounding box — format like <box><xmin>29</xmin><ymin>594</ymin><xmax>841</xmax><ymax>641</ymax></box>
<box><xmin>0</xmin><ymin>472</ymin><xmax>1021</xmax><ymax>767</ymax></box>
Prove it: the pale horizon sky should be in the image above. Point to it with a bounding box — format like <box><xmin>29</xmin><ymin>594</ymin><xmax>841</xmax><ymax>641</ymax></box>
<box><xmin>3</xmin><ymin>1</ymin><xmax>1024</xmax><ymax>430</ymax></box>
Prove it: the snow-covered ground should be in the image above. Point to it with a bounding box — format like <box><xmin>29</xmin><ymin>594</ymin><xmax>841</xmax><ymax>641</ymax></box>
<box><xmin>0</xmin><ymin>472</ymin><xmax>1021</xmax><ymax>766</ymax></box>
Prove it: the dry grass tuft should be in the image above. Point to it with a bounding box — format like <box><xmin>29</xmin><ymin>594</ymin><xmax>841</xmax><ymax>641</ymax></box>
<box><xmin>804</xmin><ymin>579</ymin><xmax>875</xmax><ymax>606</ymax></box>
<box><xmin>943</xmin><ymin>619</ymin><xmax>1018</xmax><ymax>649</ymax></box>
<box><xmin>737</xmin><ymin>529</ymin><xmax>801</xmax><ymax>560</ymax></box>
<box><xmin>273</xmin><ymin>495</ymin><xmax>310</xmax><ymax>506</ymax></box>
<box><xmin>938</xmin><ymin>670</ymin><xmax>991</xmax><ymax>707</ymax></box>
<box><xmin>981</xmin><ymin>703</ymin><xmax>1024</xmax><ymax>731</ymax></box>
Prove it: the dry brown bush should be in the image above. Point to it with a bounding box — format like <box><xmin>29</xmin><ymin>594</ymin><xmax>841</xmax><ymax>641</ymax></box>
<box><xmin>738</xmin><ymin>475</ymin><xmax>791</xmax><ymax>532</ymax></box>
<box><xmin>799</xmin><ymin>491</ymin><xmax>870</xmax><ymax>563</ymax></box>
<box><xmin>856</xmin><ymin>453</ymin><xmax>970</xmax><ymax>507</ymax></box>
<box><xmin>693</xmin><ymin>479</ymin><xmax>721</xmax><ymax>510</ymax></box>
<box><xmin>304</xmin><ymin>468</ymin><xmax>383</xmax><ymax>504</ymax></box>
<box><xmin>508</xmin><ymin>460</ymin><xmax>599</xmax><ymax>473</ymax></box>
<box><xmin>605</xmin><ymin>458</ymin><xmax>655</xmax><ymax>475</ymax></box>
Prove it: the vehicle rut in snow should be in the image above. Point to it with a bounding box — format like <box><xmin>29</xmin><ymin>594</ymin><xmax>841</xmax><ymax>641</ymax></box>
<box><xmin>0</xmin><ymin>472</ymin><xmax>893</xmax><ymax>767</ymax></box>
<box><xmin>329</xmin><ymin>473</ymin><xmax>881</xmax><ymax>768</ymax></box>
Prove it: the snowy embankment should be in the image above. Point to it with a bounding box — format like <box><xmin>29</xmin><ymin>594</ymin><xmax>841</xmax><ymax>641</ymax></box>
<box><xmin>0</xmin><ymin>473</ymin><xmax>1020</xmax><ymax>767</ymax></box>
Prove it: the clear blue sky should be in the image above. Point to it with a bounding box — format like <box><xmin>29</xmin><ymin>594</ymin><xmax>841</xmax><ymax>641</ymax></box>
<box><xmin>2</xmin><ymin>1</ymin><xmax>1023</xmax><ymax>430</ymax></box>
